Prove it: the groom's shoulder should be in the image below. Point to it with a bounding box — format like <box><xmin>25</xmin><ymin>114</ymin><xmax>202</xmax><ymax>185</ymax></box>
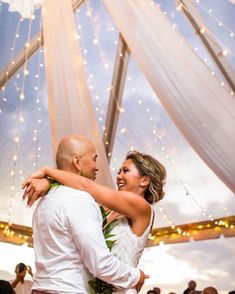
<box><xmin>57</xmin><ymin>185</ymin><xmax>95</xmax><ymax>203</ymax></box>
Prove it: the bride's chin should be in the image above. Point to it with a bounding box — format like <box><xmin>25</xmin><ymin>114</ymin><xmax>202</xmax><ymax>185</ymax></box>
<box><xmin>118</xmin><ymin>186</ymin><xmax>126</xmax><ymax>191</ymax></box>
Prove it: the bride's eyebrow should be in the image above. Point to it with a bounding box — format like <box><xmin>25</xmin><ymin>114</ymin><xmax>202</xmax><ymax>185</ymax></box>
<box><xmin>122</xmin><ymin>166</ymin><xmax>130</xmax><ymax>170</ymax></box>
<box><xmin>118</xmin><ymin>166</ymin><xmax>125</xmax><ymax>172</ymax></box>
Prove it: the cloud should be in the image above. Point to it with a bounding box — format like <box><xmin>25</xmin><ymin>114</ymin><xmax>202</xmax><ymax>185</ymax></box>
<box><xmin>139</xmin><ymin>237</ymin><xmax>235</xmax><ymax>293</ymax></box>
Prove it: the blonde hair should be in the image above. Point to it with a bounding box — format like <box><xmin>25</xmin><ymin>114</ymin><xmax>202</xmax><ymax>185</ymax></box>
<box><xmin>126</xmin><ymin>150</ymin><xmax>166</xmax><ymax>204</ymax></box>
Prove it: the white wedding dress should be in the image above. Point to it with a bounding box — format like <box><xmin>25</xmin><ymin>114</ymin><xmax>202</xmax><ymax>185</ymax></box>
<box><xmin>110</xmin><ymin>207</ymin><xmax>154</xmax><ymax>294</ymax></box>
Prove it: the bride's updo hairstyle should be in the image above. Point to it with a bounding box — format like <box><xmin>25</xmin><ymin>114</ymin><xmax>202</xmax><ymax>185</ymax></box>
<box><xmin>126</xmin><ymin>150</ymin><xmax>166</xmax><ymax>204</ymax></box>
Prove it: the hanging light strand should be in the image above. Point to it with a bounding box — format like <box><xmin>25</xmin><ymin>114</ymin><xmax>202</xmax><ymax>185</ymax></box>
<box><xmin>7</xmin><ymin>137</ymin><xmax>20</xmax><ymax>227</ymax></box>
<box><xmin>173</xmin><ymin>0</ymin><xmax>235</xmax><ymax>58</ymax></box>
<box><xmin>97</xmin><ymin>0</ymin><xmax>117</xmax><ymax>37</ymax></box>
<box><xmin>6</xmin><ymin>16</ymin><xmax>35</xmax><ymax>226</ymax></box>
<box><xmin>0</xmin><ymin>17</ymin><xmax>22</xmax><ymax>112</ymax></box>
<box><xmin>170</xmin><ymin>20</ymin><xmax>234</xmax><ymax>96</ymax></box>
<box><xmin>75</xmin><ymin>12</ymin><xmax>107</xmax><ymax>129</ymax></box>
<box><xmin>75</xmin><ymin>4</ymin><xmax>134</xmax><ymax>151</ymax></box>
<box><xmin>20</xmin><ymin>16</ymin><xmax>33</xmax><ymax>101</ymax></box>
<box><xmin>116</xmin><ymin>67</ymin><xmax>217</xmax><ymax>224</ymax></box>
<box><xmin>154</xmin><ymin>1</ymin><xmax>235</xmax><ymax>96</ymax></box>
<box><xmin>192</xmin><ymin>0</ymin><xmax>235</xmax><ymax>37</ymax></box>
<box><xmin>155</xmin><ymin>204</ymin><xmax>191</xmax><ymax>238</ymax></box>
<box><xmin>33</xmin><ymin>45</ymin><xmax>43</xmax><ymax>169</ymax></box>
<box><xmin>140</xmin><ymin>96</ymin><xmax>215</xmax><ymax>222</ymax></box>
<box><xmin>85</xmin><ymin>0</ymin><xmax>110</xmax><ymax>69</ymax></box>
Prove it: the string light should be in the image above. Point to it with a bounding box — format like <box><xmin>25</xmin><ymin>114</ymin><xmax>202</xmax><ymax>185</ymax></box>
<box><xmin>162</xmin><ymin>5</ymin><xmax>234</xmax><ymax>95</ymax></box>
<box><xmin>97</xmin><ymin>0</ymin><xmax>118</xmax><ymax>37</ymax></box>
<box><xmin>0</xmin><ymin>221</ymin><xmax>33</xmax><ymax>247</ymax></box>
<box><xmin>7</xmin><ymin>137</ymin><xmax>20</xmax><ymax>227</ymax></box>
<box><xmin>173</xmin><ymin>0</ymin><xmax>235</xmax><ymax>59</ymax></box>
<box><xmin>199</xmin><ymin>27</ymin><xmax>206</xmax><ymax>34</ymax></box>
<box><xmin>192</xmin><ymin>0</ymin><xmax>235</xmax><ymax>38</ymax></box>
<box><xmin>176</xmin><ymin>3</ymin><xmax>183</xmax><ymax>11</ymax></box>
<box><xmin>117</xmin><ymin>63</ymin><xmax>219</xmax><ymax>227</ymax></box>
<box><xmin>115</xmin><ymin>38</ymin><xmax>232</xmax><ymax>233</ymax></box>
<box><xmin>75</xmin><ymin>4</ymin><xmax>117</xmax><ymax>130</ymax></box>
<box><xmin>135</xmin><ymin>87</ymin><xmax>222</xmax><ymax>225</ymax></box>
<box><xmin>2</xmin><ymin>15</ymin><xmax>39</xmax><ymax>227</ymax></box>
<box><xmin>83</xmin><ymin>0</ymin><xmax>110</xmax><ymax>69</ymax></box>
<box><xmin>151</xmin><ymin>0</ymin><xmax>235</xmax><ymax>95</ymax></box>
<box><xmin>21</xmin><ymin>17</ymin><xmax>33</xmax><ymax>101</ymax></box>
<box><xmin>0</xmin><ymin>18</ymin><xmax>22</xmax><ymax>112</ymax></box>
<box><xmin>148</xmin><ymin>215</ymin><xmax>235</xmax><ymax>245</ymax></box>
<box><xmin>75</xmin><ymin>46</ymin><xmax>106</xmax><ymax>131</ymax></box>
<box><xmin>32</xmin><ymin>42</ymin><xmax>43</xmax><ymax>169</ymax></box>
<box><xmin>1</xmin><ymin>0</ymin><xmax>233</xmax><ymax>239</ymax></box>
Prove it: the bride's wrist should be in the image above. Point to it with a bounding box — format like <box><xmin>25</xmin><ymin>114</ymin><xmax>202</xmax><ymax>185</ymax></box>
<box><xmin>44</xmin><ymin>166</ymin><xmax>50</xmax><ymax>176</ymax></box>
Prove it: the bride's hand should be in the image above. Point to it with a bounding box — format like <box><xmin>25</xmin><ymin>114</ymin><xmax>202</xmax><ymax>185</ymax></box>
<box><xmin>25</xmin><ymin>167</ymin><xmax>48</xmax><ymax>181</ymax></box>
<box><xmin>22</xmin><ymin>178</ymin><xmax>51</xmax><ymax>207</ymax></box>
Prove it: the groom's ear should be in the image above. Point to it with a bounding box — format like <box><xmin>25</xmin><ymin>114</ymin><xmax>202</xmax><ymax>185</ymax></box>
<box><xmin>72</xmin><ymin>155</ymin><xmax>81</xmax><ymax>172</ymax></box>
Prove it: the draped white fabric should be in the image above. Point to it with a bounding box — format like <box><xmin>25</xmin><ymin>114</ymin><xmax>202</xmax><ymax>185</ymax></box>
<box><xmin>42</xmin><ymin>0</ymin><xmax>113</xmax><ymax>187</ymax></box>
<box><xmin>2</xmin><ymin>0</ymin><xmax>44</xmax><ymax>18</ymax></box>
<box><xmin>103</xmin><ymin>0</ymin><xmax>235</xmax><ymax>192</ymax></box>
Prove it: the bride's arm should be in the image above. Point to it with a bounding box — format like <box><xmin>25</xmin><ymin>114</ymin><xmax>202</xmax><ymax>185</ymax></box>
<box><xmin>23</xmin><ymin>167</ymin><xmax>150</xmax><ymax>221</ymax></box>
<box><xmin>46</xmin><ymin>168</ymin><xmax>150</xmax><ymax>221</ymax></box>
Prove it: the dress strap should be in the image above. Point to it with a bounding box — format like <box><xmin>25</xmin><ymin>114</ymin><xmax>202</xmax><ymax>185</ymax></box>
<box><xmin>149</xmin><ymin>207</ymin><xmax>155</xmax><ymax>233</ymax></box>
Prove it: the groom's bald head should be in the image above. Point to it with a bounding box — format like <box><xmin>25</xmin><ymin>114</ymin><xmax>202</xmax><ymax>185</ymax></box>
<box><xmin>56</xmin><ymin>135</ymin><xmax>98</xmax><ymax>180</ymax></box>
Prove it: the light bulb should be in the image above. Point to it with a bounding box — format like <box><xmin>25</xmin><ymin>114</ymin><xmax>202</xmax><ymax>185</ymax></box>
<box><xmin>20</xmin><ymin>93</ymin><xmax>24</xmax><ymax>100</ymax></box>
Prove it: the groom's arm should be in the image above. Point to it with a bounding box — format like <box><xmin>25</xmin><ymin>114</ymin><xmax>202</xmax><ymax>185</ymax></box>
<box><xmin>67</xmin><ymin>192</ymin><xmax>144</xmax><ymax>290</ymax></box>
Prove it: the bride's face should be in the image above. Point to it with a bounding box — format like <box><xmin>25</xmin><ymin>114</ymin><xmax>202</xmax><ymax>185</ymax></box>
<box><xmin>116</xmin><ymin>159</ymin><xmax>145</xmax><ymax>195</ymax></box>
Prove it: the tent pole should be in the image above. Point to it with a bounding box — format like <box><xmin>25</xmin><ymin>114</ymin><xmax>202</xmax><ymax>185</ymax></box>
<box><xmin>103</xmin><ymin>34</ymin><xmax>130</xmax><ymax>161</ymax></box>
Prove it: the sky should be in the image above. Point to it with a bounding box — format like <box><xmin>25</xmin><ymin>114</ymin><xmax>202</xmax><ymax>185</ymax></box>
<box><xmin>0</xmin><ymin>0</ymin><xmax>235</xmax><ymax>293</ymax></box>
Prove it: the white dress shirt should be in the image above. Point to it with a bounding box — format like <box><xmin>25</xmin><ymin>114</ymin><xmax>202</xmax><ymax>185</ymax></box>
<box><xmin>32</xmin><ymin>186</ymin><xmax>140</xmax><ymax>294</ymax></box>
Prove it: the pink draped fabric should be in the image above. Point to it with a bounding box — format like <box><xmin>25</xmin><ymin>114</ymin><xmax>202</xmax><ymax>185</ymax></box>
<box><xmin>41</xmin><ymin>0</ymin><xmax>113</xmax><ymax>187</ymax></box>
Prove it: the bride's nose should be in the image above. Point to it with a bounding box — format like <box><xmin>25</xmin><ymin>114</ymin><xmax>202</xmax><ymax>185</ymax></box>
<box><xmin>117</xmin><ymin>171</ymin><xmax>123</xmax><ymax>180</ymax></box>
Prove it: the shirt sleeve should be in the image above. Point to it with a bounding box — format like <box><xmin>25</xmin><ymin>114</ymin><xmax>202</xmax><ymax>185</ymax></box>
<box><xmin>66</xmin><ymin>191</ymin><xmax>140</xmax><ymax>289</ymax></box>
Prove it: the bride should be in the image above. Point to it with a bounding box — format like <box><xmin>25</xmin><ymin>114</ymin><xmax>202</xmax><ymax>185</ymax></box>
<box><xmin>23</xmin><ymin>147</ymin><xmax>166</xmax><ymax>293</ymax></box>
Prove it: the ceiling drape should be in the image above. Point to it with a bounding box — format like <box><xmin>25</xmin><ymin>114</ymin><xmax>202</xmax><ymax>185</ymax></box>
<box><xmin>103</xmin><ymin>0</ymin><xmax>235</xmax><ymax>192</ymax></box>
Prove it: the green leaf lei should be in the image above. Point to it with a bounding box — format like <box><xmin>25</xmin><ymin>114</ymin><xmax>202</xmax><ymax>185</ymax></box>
<box><xmin>88</xmin><ymin>206</ymin><xmax>117</xmax><ymax>294</ymax></box>
<box><xmin>49</xmin><ymin>180</ymin><xmax>61</xmax><ymax>189</ymax></box>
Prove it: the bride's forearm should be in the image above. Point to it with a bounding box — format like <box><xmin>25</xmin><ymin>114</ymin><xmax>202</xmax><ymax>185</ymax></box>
<box><xmin>45</xmin><ymin>167</ymin><xmax>91</xmax><ymax>192</ymax></box>
<box><xmin>43</xmin><ymin>168</ymin><xmax>147</xmax><ymax>220</ymax></box>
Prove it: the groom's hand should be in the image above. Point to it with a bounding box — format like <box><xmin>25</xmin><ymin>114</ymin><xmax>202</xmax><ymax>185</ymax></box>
<box><xmin>135</xmin><ymin>270</ymin><xmax>149</xmax><ymax>292</ymax></box>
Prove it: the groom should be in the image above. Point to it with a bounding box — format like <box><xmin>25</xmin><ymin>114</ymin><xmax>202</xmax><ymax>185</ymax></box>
<box><xmin>24</xmin><ymin>135</ymin><xmax>146</xmax><ymax>294</ymax></box>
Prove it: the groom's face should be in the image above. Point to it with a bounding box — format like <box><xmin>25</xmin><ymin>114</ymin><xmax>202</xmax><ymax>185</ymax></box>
<box><xmin>79</xmin><ymin>145</ymin><xmax>98</xmax><ymax>180</ymax></box>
